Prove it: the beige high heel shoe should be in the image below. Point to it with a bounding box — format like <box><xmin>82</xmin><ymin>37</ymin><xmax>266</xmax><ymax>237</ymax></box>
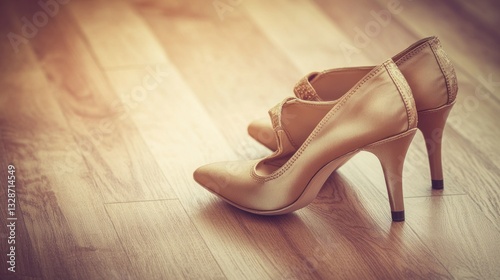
<box><xmin>194</xmin><ymin>60</ymin><xmax>417</xmax><ymax>222</ymax></box>
<box><xmin>248</xmin><ymin>36</ymin><xmax>458</xmax><ymax>189</ymax></box>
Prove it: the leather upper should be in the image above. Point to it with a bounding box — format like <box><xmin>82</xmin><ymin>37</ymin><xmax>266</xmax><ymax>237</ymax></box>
<box><xmin>248</xmin><ymin>36</ymin><xmax>458</xmax><ymax>151</ymax></box>
<box><xmin>194</xmin><ymin>60</ymin><xmax>417</xmax><ymax>212</ymax></box>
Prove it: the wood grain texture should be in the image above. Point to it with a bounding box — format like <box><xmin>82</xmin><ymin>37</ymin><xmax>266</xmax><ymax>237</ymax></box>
<box><xmin>18</xmin><ymin>0</ymin><xmax>177</xmax><ymax>203</ymax></box>
<box><xmin>136</xmin><ymin>0</ymin><xmax>302</xmax><ymax>156</ymax></box>
<box><xmin>406</xmin><ymin>195</ymin><xmax>500</xmax><ymax>279</ymax></box>
<box><xmin>105</xmin><ymin>200</ymin><xmax>225</xmax><ymax>279</ymax></box>
<box><xmin>68</xmin><ymin>0</ymin><xmax>168</xmax><ymax>68</ymax></box>
<box><xmin>244</xmin><ymin>0</ymin><xmax>372</xmax><ymax>69</ymax></box>
<box><xmin>0</xmin><ymin>44</ymin><xmax>135</xmax><ymax>280</ymax></box>
<box><xmin>0</xmin><ymin>119</ymin><xmax>42</xmax><ymax>279</ymax></box>
<box><xmin>0</xmin><ymin>0</ymin><xmax>499</xmax><ymax>279</ymax></box>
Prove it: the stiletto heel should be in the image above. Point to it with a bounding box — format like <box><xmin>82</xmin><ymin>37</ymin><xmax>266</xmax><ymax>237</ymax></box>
<box><xmin>417</xmin><ymin>102</ymin><xmax>455</xmax><ymax>189</ymax></box>
<box><xmin>364</xmin><ymin>129</ymin><xmax>417</xmax><ymax>222</ymax></box>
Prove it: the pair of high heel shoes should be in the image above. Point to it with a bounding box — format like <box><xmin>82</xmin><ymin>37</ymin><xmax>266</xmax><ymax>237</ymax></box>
<box><xmin>194</xmin><ymin>36</ymin><xmax>458</xmax><ymax>222</ymax></box>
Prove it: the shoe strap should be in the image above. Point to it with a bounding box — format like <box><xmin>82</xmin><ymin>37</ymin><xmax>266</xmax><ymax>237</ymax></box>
<box><xmin>293</xmin><ymin>73</ymin><xmax>322</xmax><ymax>101</ymax></box>
<box><xmin>266</xmin><ymin>98</ymin><xmax>298</xmax><ymax>158</ymax></box>
<box><xmin>269</xmin><ymin>97</ymin><xmax>292</xmax><ymax>130</ymax></box>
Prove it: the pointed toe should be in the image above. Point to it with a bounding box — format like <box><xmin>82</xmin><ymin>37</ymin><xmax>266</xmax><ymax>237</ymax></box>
<box><xmin>193</xmin><ymin>163</ymin><xmax>224</xmax><ymax>194</ymax></box>
<box><xmin>193</xmin><ymin>165</ymin><xmax>207</xmax><ymax>185</ymax></box>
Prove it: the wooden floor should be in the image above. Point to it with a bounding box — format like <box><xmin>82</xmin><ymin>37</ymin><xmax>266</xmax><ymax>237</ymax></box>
<box><xmin>0</xmin><ymin>0</ymin><xmax>499</xmax><ymax>279</ymax></box>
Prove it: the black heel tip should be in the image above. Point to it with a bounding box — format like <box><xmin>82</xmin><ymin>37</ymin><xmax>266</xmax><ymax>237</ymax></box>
<box><xmin>391</xmin><ymin>211</ymin><xmax>405</xmax><ymax>222</ymax></box>
<box><xmin>432</xmin><ymin>180</ymin><xmax>444</xmax><ymax>189</ymax></box>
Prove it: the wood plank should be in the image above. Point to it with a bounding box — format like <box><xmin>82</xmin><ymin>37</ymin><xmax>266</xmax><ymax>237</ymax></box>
<box><xmin>0</xmin><ymin>121</ymin><xmax>42</xmax><ymax>278</ymax></box>
<box><xmin>68</xmin><ymin>0</ymin><xmax>168</xmax><ymax>68</ymax></box>
<box><xmin>136</xmin><ymin>0</ymin><xmax>303</xmax><ymax>157</ymax></box>
<box><xmin>0</xmin><ymin>1</ymin><xmax>38</xmax><ymax>75</ymax></box>
<box><xmin>0</xmin><ymin>12</ymin><xmax>62</xmax><ymax>273</ymax></box>
<box><xmin>374</xmin><ymin>0</ymin><xmax>500</xmax><ymax>97</ymax></box>
<box><xmin>0</xmin><ymin>1</ymin><xmax>146</xmax><ymax>278</ymax></box>
<box><xmin>244</xmin><ymin>0</ymin><xmax>372</xmax><ymax>69</ymax></box>
<box><xmin>243</xmin><ymin>173</ymin><xmax>452</xmax><ymax>279</ymax></box>
<box><xmin>310</xmin><ymin>172</ymin><xmax>453</xmax><ymax>278</ymax></box>
<box><xmin>455</xmin><ymin>0</ymin><xmax>500</xmax><ymax>40</ymax></box>
<box><xmin>15</xmin><ymin>0</ymin><xmax>177</xmax><ymax>203</ymax></box>
<box><xmin>311</xmin><ymin>0</ymin><xmax>417</xmax><ymax>64</ymax></box>
<box><xmin>0</xmin><ymin>53</ymin><xmax>136</xmax><ymax>280</ymax></box>
<box><xmin>406</xmin><ymin>195</ymin><xmax>500</xmax><ymax>279</ymax></box>
<box><xmin>105</xmin><ymin>200</ymin><xmax>225</xmax><ymax>279</ymax></box>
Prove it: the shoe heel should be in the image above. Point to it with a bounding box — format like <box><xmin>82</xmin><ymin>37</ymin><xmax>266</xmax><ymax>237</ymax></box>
<box><xmin>365</xmin><ymin>129</ymin><xmax>417</xmax><ymax>222</ymax></box>
<box><xmin>417</xmin><ymin>102</ymin><xmax>455</xmax><ymax>189</ymax></box>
